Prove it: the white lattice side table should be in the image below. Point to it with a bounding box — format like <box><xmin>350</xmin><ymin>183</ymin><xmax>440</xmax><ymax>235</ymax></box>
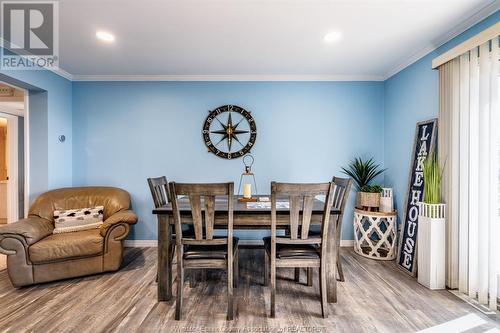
<box><xmin>353</xmin><ymin>208</ymin><xmax>397</xmax><ymax>260</ymax></box>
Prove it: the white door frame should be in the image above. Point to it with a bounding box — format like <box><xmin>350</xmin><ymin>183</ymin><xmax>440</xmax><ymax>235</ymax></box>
<box><xmin>0</xmin><ymin>81</ymin><xmax>29</xmax><ymax>220</ymax></box>
<box><xmin>0</xmin><ymin>112</ymin><xmax>18</xmax><ymax>223</ymax></box>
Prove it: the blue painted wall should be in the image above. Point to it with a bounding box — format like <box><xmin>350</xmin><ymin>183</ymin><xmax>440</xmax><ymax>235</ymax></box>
<box><xmin>0</xmin><ymin>65</ymin><xmax>73</xmax><ymax>200</ymax></box>
<box><xmin>0</xmin><ymin>10</ymin><xmax>496</xmax><ymax>242</ymax></box>
<box><xmin>72</xmin><ymin>81</ymin><xmax>385</xmax><ymax>240</ymax></box>
<box><xmin>384</xmin><ymin>11</ymin><xmax>499</xmax><ymax>221</ymax></box>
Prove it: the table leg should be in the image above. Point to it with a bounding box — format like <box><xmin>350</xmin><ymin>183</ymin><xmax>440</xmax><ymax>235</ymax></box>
<box><xmin>158</xmin><ymin>215</ymin><xmax>172</xmax><ymax>301</ymax></box>
<box><xmin>327</xmin><ymin>215</ymin><xmax>339</xmax><ymax>303</ymax></box>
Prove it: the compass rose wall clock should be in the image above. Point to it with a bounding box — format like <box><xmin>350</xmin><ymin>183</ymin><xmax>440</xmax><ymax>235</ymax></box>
<box><xmin>202</xmin><ymin>105</ymin><xmax>257</xmax><ymax>159</ymax></box>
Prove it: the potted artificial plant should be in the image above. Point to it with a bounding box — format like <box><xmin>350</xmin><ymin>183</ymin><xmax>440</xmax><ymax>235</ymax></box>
<box><xmin>417</xmin><ymin>152</ymin><xmax>445</xmax><ymax>290</ymax></box>
<box><xmin>341</xmin><ymin>157</ymin><xmax>386</xmax><ymax>210</ymax></box>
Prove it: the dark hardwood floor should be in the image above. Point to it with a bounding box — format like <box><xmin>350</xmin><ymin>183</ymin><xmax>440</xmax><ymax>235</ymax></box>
<box><xmin>0</xmin><ymin>247</ymin><xmax>498</xmax><ymax>333</ymax></box>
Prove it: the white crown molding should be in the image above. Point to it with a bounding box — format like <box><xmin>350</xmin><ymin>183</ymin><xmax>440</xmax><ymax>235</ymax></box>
<box><xmin>71</xmin><ymin>74</ymin><xmax>384</xmax><ymax>82</ymax></box>
<box><xmin>124</xmin><ymin>239</ymin><xmax>355</xmax><ymax>248</ymax></box>
<box><xmin>0</xmin><ymin>38</ymin><xmax>73</xmax><ymax>81</ymax></box>
<box><xmin>51</xmin><ymin>68</ymin><xmax>73</xmax><ymax>81</ymax></box>
<box><xmin>383</xmin><ymin>1</ymin><xmax>500</xmax><ymax>80</ymax></box>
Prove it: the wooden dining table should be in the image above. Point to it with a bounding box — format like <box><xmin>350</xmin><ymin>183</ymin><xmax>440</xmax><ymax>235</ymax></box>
<box><xmin>153</xmin><ymin>195</ymin><xmax>342</xmax><ymax>303</ymax></box>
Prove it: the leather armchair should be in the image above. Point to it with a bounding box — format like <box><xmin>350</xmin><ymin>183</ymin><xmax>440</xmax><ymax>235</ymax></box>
<box><xmin>0</xmin><ymin>187</ymin><xmax>137</xmax><ymax>287</ymax></box>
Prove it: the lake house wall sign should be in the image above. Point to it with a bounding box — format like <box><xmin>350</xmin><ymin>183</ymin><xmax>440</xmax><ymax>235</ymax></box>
<box><xmin>397</xmin><ymin>119</ymin><xmax>438</xmax><ymax>276</ymax></box>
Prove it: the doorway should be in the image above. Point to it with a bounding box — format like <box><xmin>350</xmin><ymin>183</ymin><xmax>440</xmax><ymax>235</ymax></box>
<box><xmin>0</xmin><ymin>83</ymin><xmax>26</xmax><ymax>271</ymax></box>
<box><xmin>0</xmin><ymin>112</ymin><xmax>22</xmax><ymax>224</ymax></box>
<box><xmin>0</xmin><ymin>83</ymin><xmax>27</xmax><ymax>224</ymax></box>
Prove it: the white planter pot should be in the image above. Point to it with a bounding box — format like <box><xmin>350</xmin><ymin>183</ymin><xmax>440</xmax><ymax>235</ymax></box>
<box><xmin>417</xmin><ymin>202</ymin><xmax>446</xmax><ymax>290</ymax></box>
<box><xmin>380</xmin><ymin>188</ymin><xmax>393</xmax><ymax>213</ymax></box>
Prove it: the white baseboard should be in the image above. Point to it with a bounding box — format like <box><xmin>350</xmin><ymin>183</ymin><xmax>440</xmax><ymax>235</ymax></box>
<box><xmin>124</xmin><ymin>240</ymin><xmax>157</xmax><ymax>247</ymax></box>
<box><xmin>340</xmin><ymin>240</ymin><xmax>354</xmax><ymax>247</ymax></box>
<box><xmin>124</xmin><ymin>239</ymin><xmax>355</xmax><ymax>248</ymax></box>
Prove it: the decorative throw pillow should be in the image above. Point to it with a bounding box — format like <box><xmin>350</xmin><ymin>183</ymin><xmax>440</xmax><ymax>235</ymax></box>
<box><xmin>53</xmin><ymin>206</ymin><xmax>104</xmax><ymax>234</ymax></box>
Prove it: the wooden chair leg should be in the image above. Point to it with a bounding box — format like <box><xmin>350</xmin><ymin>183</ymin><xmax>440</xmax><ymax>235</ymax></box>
<box><xmin>264</xmin><ymin>251</ymin><xmax>269</xmax><ymax>286</ymax></box>
<box><xmin>189</xmin><ymin>270</ymin><xmax>197</xmax><ymax>288</ymax></box>
<box><xmin>175</xmin><ymin>248</ymin><xmax>184</xmax><ymax>320</ymax></box>
<box><xmin>307</xmin><ymin>268</ymin><xmax>313</xmax><ymax>286</ymax></box>
<box><xmin>294</xmin><ymin>268</ymin><xmax>300</xmax><ymax>283</ymax></box>
<box><xmin>270</xmin><ymin>256</ymin><xmax>276</xmax><ymax>318</ymax></box>
<box><xmin>201</xmin><ymin>269</ymin><xmax>207</xmax><ymax>282</ymax></box>
<box><xmin>337</xmin><ymin>249</ymin><xmax>344</xmax><ymax>282</ymax></box>
<box><xmin>334</xmin><ymin>217</ymin><xmax>345</xmax><ymax>282</ymax></box>
<box><xmin>330</xmin><ymin>255</ymin><xmax>338</xmax><ymax>304</ymax></box>
<box><xmin>233</xmin><ymin>250</ymin><xmax>239</xmax><ymax>288</ymax></box>
<box><xmin>337</xmin><ymin>256</ymin><xmax>345</xmax><ymax>282</ymax></box>
<box><xmin>319</xmin><ymin>263</ymin><xmax>328</xmax><ymax>318</ymax></box>
<box><xmin>227</xmin><ymin>257</ymin><xmax>234</xmax><ymax>320</ymax></box>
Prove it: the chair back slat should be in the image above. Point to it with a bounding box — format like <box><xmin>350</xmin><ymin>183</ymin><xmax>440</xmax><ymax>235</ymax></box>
<box><xmin>273</xmin><ymin>183</ymin><xmax>331</xmax><ymax>196</ymax></box>
<box><xmin>301</xmin><ymin>195</ymin><xmax>314</xmax><ymax>239</ymax></box>
<box><xmin>204</xmin><ymin>195</ymin><xmax>215</xmax><ymax>240</ymax></box>
<box><xmin>147</xmin><ymin>176</ymin><xmax>170</xmax><ymax>208</ymax></box>
<box><xmin>334</xmin><ymin>187</ymin><xmax>345</xmax><ymax>209</ymax></box>
<box><xmin>332</xmin><ymin>176</ymin><xmax>352</xmax><ymax>212</ymax></box>
<box><xmin>271</xmin><ymin>182</ymin><xmax>335</xmax><ymax>244</ymax></box>
<box><xmin>188</xmin><ymin>194</ymin><xmax>204</xmax><ymax>240</ymax></box>
<box><xmin>169</xmin><ymin>182</ymin><xmax>233</xmax><ymax>245</ymax></box>
<box><xmin>289</xmin><ymin>195</ymin><xmax>300</xmax><ymax>239</ymax></box>
<box><xmin>172</xmin><ymin>183</ymin><xmax>229</xmax><ymax>196</ymax></box>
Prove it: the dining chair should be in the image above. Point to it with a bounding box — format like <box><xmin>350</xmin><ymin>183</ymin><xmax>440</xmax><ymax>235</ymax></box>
<box><xmin>263</xmin><ymin>182</ymin><xmax>335</xmax><ymax>318</ymax></box>
<box><xmin>147</xmin><ymin>176</ymin><xmax>170</xmax><ymax>208</ymax></box>
<box><xmin>297</xmin><ymin>176</ymin><xmax>353</xmax><ymax>285</ymax></box>
<box><xmin>147</xmin><ymin>177</ymin><xmax>173</xmax><ymax>284</ymax></box>
<box><xmin>169</xmin><ymin>182</ymin><xmax>239</xmax><ymax>320</ymax></box>
<box><xmin>330</xmin><ymin>176</ymin><xmax>352</xmax><ymax>282</ymax></box>
<box><xmin>148</xmin><ymin>176</ymin><xmax>200</xmax><ymax>284</ymax></box>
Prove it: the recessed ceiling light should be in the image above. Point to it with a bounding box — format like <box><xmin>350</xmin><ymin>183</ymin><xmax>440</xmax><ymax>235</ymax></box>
<box><xmin>324</xmin><ymin>31</ymin><xmax>342</xmax><ymax>43</ymax></box>
<box><xmin>96</xmin><ymin>31</ymin><xmax>115</xmax><ymax>42</ymax></box>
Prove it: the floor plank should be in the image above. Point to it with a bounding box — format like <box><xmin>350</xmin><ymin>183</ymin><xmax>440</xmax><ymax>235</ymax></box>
<box><xmin>0</xmin><ymin>248</ymin><xmax>498</xmax><ymax>333</ymax></box>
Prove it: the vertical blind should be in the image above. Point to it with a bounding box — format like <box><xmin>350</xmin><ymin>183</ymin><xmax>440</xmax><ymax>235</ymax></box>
<box><xmin>438</xmin><ymin>36</ymin><xmax>499</xmax><ymax>311</ymax></box>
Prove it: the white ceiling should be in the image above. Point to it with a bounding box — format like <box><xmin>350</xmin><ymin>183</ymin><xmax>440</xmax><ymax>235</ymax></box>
<box><xmin>58</xmin><ymin>0</ymin><xmax>499</xmax><ymax>80</ymax></box>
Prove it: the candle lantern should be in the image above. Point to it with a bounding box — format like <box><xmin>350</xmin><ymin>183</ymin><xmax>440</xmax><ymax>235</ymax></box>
<box><xmin>237</xmin><ymin>154</ymin><xmax>258</xmax><ymax>202</ymax></box>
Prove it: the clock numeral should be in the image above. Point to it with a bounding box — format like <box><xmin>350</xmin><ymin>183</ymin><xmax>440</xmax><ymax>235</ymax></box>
<box><xmin>207</xmin><ymin>117</ymin><xmax>213</xmax><ymax>123</ymax></box>
<box><xmin>202</xmin><ymin>130</ymin><xmax>209</xmax><ymax>134</ymax></box>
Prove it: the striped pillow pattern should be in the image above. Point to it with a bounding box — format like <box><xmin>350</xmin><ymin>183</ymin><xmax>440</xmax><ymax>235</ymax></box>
<box><xmin>53</xmin><ymin>206</ymin><xmax>104</xmax><ymax>234</ymax></box>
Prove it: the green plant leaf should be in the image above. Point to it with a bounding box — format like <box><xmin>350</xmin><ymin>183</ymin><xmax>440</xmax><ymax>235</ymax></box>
<box><xmin>341</xmin><ymin>157</ymin><xmax>386</xmax><ymax>190</ymax></box>
<box><xmin>423</xmin><ymin>151</ymin><xmax>442</xmax><ymax>204</ymax></box>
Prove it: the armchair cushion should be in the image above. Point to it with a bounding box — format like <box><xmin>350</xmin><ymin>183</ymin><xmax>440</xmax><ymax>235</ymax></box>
<box><xmin>29</xmin><ymin>229</ymin><xmax>103</xmax><ymax>264</ymax></box>
<box><xmin>100</xmin><ymin>210</ymin><xmax>137</xmax><ymax>237</ymax></box>
<box><xmin>0</xmin><ymin>217</ymin><xmax>53</xmax><ymax>246</ymax></box>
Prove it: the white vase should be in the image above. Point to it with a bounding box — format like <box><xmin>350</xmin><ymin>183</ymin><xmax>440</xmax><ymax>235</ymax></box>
<box><xmin>417</xmin><ymin>202</ymin><xmax>446</xmax><ymax>290</ymax></box>
<box><xmin>380</xmin><ymin>188</ymin><xmax>393</xmax><ymax>213</ymax></box>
